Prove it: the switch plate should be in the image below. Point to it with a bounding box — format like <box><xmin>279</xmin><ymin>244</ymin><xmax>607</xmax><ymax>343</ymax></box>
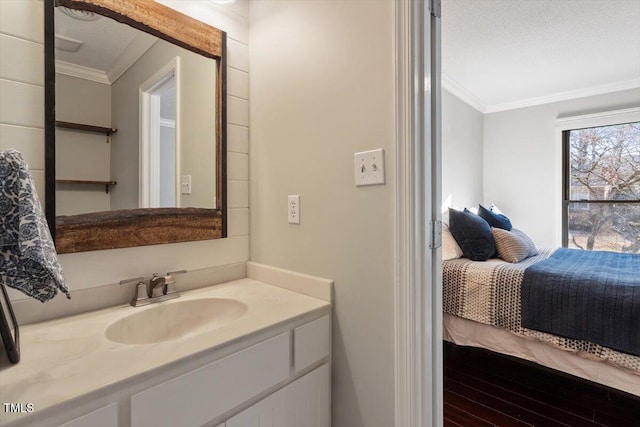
<box><xmin>354</xmin><ymin>148</ymin><xmax>385</xmax><ymax>186</ymax></box>
<box><xmin>181</xmin><ymin>175</ymin><xmax>192</xmax><ymax>194</ymax></box>
<box><xmin>288</xmin><ymin>195</ymin><xmax>300</xmax><ymax>224</ymax></box>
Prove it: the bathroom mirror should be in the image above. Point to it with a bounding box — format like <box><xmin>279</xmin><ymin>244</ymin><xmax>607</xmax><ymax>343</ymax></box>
<box><xmin>44</xmin><ymin>0</ymin><xmax>227</xmax><ymax>253</ymax></box>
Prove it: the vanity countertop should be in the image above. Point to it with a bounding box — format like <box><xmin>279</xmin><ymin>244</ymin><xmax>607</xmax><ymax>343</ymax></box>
<box><xmin>0</xmin><ymin>279</ymin><xmax>331</xmax><ymax>426</ymax></box>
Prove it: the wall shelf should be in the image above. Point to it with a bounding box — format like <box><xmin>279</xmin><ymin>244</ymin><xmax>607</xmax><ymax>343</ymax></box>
<box><xmin>56</xmin><ymin>179</ymin><xmax>117</xmax><ymax>194</ymax></box>
<box><xmin>55</xmin><ymin>121</ymin><xmax>117</xmax><ymax>143</ymax></box>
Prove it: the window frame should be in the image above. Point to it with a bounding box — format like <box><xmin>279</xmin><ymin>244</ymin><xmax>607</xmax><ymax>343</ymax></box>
<box><xmin>559</xmin><ymin>109</ymin><xmax>640</xmax><ymax>249</ymax></box>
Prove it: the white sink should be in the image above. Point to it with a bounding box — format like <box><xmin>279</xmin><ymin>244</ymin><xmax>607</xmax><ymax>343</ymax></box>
<box><xmin>105</xmin><ymin>298</ymin><xmax>248</xmax><ymax>344</ymax></box>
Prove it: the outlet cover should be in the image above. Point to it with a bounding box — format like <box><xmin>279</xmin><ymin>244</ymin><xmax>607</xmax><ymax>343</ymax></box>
<box><xmin>288</xmin><ymin>195</ymin><xmax>300</xmax><ymax>224</ymax></box>
<box><xmin>354</xmin><ymin>148</ymin><xmax>385</xmax><ymax>186</ymax></box>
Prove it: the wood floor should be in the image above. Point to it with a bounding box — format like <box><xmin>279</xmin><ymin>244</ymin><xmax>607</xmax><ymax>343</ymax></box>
<box><xmin>443</xmin><ymin>342</ymin><xmax>640</xmax><ymax>426</ymax></box>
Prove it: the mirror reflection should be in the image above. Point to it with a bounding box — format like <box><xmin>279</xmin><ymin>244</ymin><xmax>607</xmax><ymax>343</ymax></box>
<box><xmin>47</xmin><ymin>0</ymin><xmax>226</xmax><ymax>254</ymax></box>
<box><xmin>54</xmin><ymin>7</ymin><xmax>218</xmax><ymax>215</ymax></box>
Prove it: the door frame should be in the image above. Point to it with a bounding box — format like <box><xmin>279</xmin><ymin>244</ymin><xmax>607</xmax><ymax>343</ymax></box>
<box><xmin>139</xmin><ymin>57</ymin><xmax>181</xmax><ymax>208</ymax></box>
<box><xmin>395</xmin><ymin>1</ymin><xmax>443</xmax><ymax>426</ymax></box>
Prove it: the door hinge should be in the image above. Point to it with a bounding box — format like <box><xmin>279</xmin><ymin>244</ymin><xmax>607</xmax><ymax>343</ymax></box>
<box><xmin>429</xmin><ymin>219</ymin><xmax>442</xmax><ymax>249</ymax></box>
<box><xmin>429</xmin><ymin>0</ymin><xmax>441</xmax><ymax>18</ymax></box>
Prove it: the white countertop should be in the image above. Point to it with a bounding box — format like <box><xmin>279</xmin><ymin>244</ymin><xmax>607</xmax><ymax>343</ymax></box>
<box><xmin>0</xmin><ymin>279</ymin><xmax>331</xmax><ymax>425</ymax></box>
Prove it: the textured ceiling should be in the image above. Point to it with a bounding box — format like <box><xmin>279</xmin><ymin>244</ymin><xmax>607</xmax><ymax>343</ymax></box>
<box><xmin>54</xmin><ymin>8</ymin><xmax>143</xmax><ymax>72</ymax></box>
<box><xmin>54</xmin><ymin>7</ymin><xmax>161</xmax><ymax>86</ymax></box>
<box><xmin>442</xmin><ymin>0</ymin><xmax>640</xmax><ymax>112</ymax></box>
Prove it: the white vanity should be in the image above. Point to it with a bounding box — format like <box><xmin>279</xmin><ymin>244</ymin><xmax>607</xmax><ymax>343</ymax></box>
<box><xmin>0</xmin><ymin>264</ymin><xmax>332</xmax><ymax>427</ymax></box>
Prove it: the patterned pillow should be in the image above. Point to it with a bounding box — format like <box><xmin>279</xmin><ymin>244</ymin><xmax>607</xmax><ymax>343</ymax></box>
<box><xmin>448</xmin><ymin>208</ymin><xmax>495</xmax><ymax>261</ymax></box>
<box><xmin>492</xmin><ymin>227</ymin><xmax>538</xmax><ymax>263</ymax></box>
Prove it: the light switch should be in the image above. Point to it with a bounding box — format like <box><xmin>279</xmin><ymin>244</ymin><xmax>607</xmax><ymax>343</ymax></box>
<box><xmin>354</xmin><ymin>148</ymin><xmax>385</xmax><ymax>186</ymax></box>
<box><xmin>181</xmin><ymin>175</ymin><xmax>192</xmax><ymax>194</ymax></box>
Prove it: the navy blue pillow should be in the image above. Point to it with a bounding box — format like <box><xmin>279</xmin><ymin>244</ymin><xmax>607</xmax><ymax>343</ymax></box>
<box><xmin>478</xmin><ymin>204</ymin><xmax>512</xmax><ymax>231</ymax></box>
<box><xmin>448</xmin><ymin>208</ymin><xmax>495</xmax><ymax>261</ymax></box>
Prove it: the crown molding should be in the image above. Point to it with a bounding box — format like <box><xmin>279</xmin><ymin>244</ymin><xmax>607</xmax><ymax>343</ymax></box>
<box><xmin>441</xmin><ymin>73</ymin><xmax>487</xmax><ymax>113</ymax></box>
<box><xmin>107</xmin><ymin>34</ymin><xmax>157</xmax><ymax>84</ymax></box>
<box><xmin>55</xmin><ymin>34</ymin><xmax>156</xmax><ymax>85</ymax></box>
<box><xmin>55</xmin><ymin>60</ymin><xmax>110</xmax><ymax>85</ymax></box>
<box><xmin>485</xmin><ymin>78</ymin><xmax>640</xmax><ymax>114</ymax></box>
<box><xmin>442</xmin><ymin>74</ymin><xmax>640</xmax><ymax>115</ymax></box>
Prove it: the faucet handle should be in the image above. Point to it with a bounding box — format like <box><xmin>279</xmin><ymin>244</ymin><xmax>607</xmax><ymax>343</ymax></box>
<box><xmin>167</xmin><ymin>270</ymin><xmax>187</xmax><ymax>276</ymax></box>
<box><xmin>119</xmin><ymin>277</ymin><xmax>149</xmax><ymax>306</ymax></box>
<box><xmin>164</xmin><ymin>270</ymin><xmax>186</xmax><ymax>295</ymax></box>
<box><xmin>119</xmin><ymin>276</ymin><xmax>145</xmax><ymax>286</ymax></box>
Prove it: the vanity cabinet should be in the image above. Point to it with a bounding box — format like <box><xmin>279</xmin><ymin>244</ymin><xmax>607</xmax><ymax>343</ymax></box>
<box><xmin>225</xmin><ymin>363</ymin><xmax>330</xmax><ymax>427</ymax></box>
<box><xmin>131</xmin><ymin>314</ymin><xmax>331</xmax><ymax>427</ymax></box>
<box><xmin>1</xmin><ymin>278</ymin><xmax>332</xmax><ymax>427</ymax></box>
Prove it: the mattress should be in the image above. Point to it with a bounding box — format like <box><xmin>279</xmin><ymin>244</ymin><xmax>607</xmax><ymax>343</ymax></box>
<box><xmin>443</xmin><ymin>250</ymin><xmax>640</xmax><ymax>392</ymax></box>
<box><xmin>443</xmin><ymin>313</ymin><xmax>640</xmax><ymax>397</ymax></box>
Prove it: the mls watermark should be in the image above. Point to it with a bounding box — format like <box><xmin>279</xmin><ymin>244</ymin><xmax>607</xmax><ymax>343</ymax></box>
<box><xmin>3</xmin><ymin>403</ymin><xmax>35</xmax><ymax>413</ymax></box>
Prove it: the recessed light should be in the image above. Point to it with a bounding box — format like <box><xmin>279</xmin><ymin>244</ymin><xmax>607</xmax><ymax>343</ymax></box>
<box><xmin>209</xmin><ymin>0</ymin><xmax>236</xmax><ymax>5</ymax></box>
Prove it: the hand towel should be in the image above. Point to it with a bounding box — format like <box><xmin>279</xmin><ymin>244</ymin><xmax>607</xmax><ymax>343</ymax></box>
<box><xmin>0</xmin><ymin>150</ymin><xmax>70</xmax><ymax>302</ymax></box>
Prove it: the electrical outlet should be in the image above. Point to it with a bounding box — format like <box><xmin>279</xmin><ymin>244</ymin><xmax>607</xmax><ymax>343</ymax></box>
<box><xmin>181</xmin><ymin>175</ymin><xmax>192</xmax><ymax>194</ymax></box>
<box><xmin>288</xmin><ymin>195</ymin><xmax>300</xmax><ymax>224</ymax></box>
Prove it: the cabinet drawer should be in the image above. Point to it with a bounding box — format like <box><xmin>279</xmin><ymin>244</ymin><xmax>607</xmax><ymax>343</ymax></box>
<box><xmin>131</xmin><ymin>332</ymin><xmax>290</xmax><ymax>427</ymax></box>
<box><xmin>59</xmin><ymin>403</ymin><xmax>117</xmax><ymax>427</ymax></box>
<box><xmin>293</xmin><ymin>315</ymin><xmax>330</xmax><ymax>372</ymax></box>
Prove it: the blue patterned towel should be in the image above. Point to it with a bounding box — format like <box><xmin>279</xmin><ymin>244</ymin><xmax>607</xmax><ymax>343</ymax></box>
<box><xmin>0</xmin><ymin>150</ymin><xmax>70</xmax><ymax>302</ymax></box>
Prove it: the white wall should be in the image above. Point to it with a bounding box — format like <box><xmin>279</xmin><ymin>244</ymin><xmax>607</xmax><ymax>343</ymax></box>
<box><xmin>0</xmin><ymin>1</ymin><xmax>249</xmax><ymax>320</ymax></box>
<box><xmin>484</xmin><ymin>88</ymin><xmax>640</xmax><ymax>247</ymax></box>
<box><xmin>442</xmin><ymin>88</ymin><xmax>484</xmax><ymax>210</ymax></box>
<box><xmin>249</xmin><ymin>1</ymin><xmax>395</xmax><ymax>426</ymax></box>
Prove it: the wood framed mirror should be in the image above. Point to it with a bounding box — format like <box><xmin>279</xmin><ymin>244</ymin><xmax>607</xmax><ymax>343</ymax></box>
<box><xmin>44</xmin><ymin>0</ymin><xmax>227</xmax><ymax>253</ymax></box>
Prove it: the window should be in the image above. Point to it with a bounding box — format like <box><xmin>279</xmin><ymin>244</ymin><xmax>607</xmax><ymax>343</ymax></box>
<box><xmin>562</xmin><ymin>121</ymin><xmax>640</xmax><ymax>253</ymax></box>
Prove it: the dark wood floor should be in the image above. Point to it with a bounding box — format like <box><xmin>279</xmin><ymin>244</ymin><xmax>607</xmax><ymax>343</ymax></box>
<box><xmin>443</xmin><ymin>342</ymin><xmax>640</xmax><ymax>426</ymax></box>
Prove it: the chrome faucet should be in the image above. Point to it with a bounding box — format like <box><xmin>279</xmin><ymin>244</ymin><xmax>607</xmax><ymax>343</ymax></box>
<box><xmin>149</xmin><ymin>274</ymin><xmax>166</xmax><ymax>298</ymax></box>
<box><xmin>119</xmin><ymin>270</ymin><xmax>187</xmax><ymax>307</ymax></box>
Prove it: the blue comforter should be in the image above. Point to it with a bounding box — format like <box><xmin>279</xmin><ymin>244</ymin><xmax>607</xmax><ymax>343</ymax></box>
<box><xmin>521</xmin><ymin>248</ymin><xmax>640</xmax><ymax>356</ymax></box>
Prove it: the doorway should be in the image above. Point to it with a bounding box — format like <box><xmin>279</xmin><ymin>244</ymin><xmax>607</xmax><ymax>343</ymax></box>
<box><xmin>139</xmin><ymin>57</ymin><xmax>180</xmax><ymax>208</ymax></box>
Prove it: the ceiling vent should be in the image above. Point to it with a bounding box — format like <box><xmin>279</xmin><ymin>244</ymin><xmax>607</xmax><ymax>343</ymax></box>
<box><xmin>55</xmin><ymin>34</ymin><xmax>84</xmax><ymax>52</ymax></box>
<box><xmin>59</xmin><ymin>7</ymin><xmax>101</xmax><ymax>21</ymax></box>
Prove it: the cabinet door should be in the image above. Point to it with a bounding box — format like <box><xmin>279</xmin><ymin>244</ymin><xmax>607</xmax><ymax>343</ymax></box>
<box><xmin>58</xmin><ymin>403</ymin><xmax>117</xmax><ymax>427</ymax></box>
<box><xmin>226</xmin><ymin>363</ymin><xmax>330</xmax><ymax>427</ymax></box>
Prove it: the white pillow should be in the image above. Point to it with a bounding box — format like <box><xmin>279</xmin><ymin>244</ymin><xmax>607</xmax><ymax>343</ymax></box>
<box><xmin>442</xmin><ymin>210</ymin><xmax>450</xmax><ymax>226</ymax></box>
<box><xmin>442</xmin><ymin>223</ymin><xmax>464</xmax><ymax>260</ymax></box>
<box><xmin>490</xmin><ymin>203</ymin><xmax>503</xmax><ymax>215</ymax></box>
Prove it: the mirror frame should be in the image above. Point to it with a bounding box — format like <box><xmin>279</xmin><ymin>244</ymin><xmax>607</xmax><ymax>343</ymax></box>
<box><xmin>44</xmin><ymin>0</ymin><xmax>227</xmax><ymax>253</ymax></box>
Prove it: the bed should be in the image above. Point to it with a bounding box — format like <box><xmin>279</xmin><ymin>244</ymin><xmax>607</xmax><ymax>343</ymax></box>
<box><xmin>442</xmin><ymin>248</ymin><xmax>640</xmax><ymax>397</ymax></box>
